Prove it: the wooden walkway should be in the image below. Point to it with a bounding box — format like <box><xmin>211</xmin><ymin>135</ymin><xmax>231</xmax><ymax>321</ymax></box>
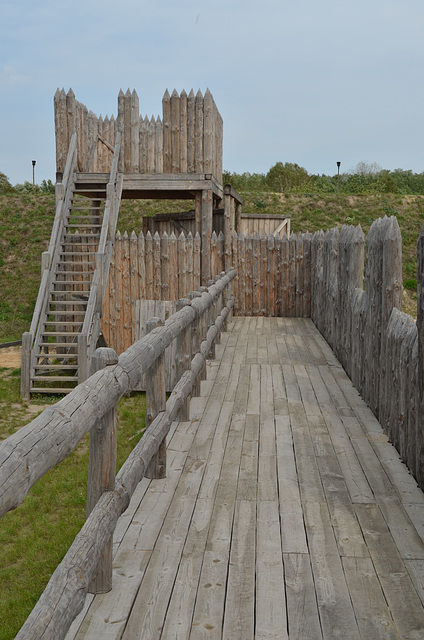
<box><xmin>66</xmin><ymin>317</ymin><xmax>424</xmax><ymax>640</ymax></box>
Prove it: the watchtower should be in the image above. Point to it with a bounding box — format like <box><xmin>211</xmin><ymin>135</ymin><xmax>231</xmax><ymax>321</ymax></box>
<box><xmin>21</xmin><ymin>87</ymin><xmax>242</xmax><ymax>397</ymax></box>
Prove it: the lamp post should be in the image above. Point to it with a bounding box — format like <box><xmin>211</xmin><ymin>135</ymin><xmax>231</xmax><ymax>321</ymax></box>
<box><xmin>32</xmin><ymin>160</ymin><xmax>36</xmax><ymax>187</ymax></box>
<box><xmin>336</xmin><ymin>161</ymin><xmax>341</xmax><ymax>194</ymax></box>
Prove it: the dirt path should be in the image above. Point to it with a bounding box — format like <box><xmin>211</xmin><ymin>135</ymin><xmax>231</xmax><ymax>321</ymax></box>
<box><xmin>0</xmin><ymin>347</ymin><xmax>22</xmax><ymax>368</ymax></box>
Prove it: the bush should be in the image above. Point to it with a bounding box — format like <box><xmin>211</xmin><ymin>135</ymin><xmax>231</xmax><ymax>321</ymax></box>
<box><xmin>404</xmin><ymin>278</ymin><xmax>417</xmax><ymax>291</ymax></box>
<box><xmin>0</xmin><ymin>172</ymin><xmax>15</xmax><ymax>194</ymax></box>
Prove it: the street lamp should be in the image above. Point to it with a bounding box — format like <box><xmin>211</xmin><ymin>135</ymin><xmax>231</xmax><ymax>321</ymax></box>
<box><xmin>32</xmin><ymin>160</ymin><xmax>36</xmax><ymax>186</ymax></box>
<box><xmin>336</xmin><ymin>161</ymin><xmax>341</xmax><ymax>194</ymax></box>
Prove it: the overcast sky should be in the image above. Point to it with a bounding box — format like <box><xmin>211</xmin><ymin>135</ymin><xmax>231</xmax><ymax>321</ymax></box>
<box><xmin>1</xmin><ymin>0</ymin><xmax>423</xmax><ymax>185</ymax></box>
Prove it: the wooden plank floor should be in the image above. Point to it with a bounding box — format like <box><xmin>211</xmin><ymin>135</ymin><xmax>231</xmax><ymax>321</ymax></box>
<box><xmin>66</xmin><ymin>317</ymin><xmax>424</xmax><ymax>640</ymax></box>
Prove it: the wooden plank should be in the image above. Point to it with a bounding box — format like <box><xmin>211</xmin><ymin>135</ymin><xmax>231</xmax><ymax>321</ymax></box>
<box><xmin>195</xmin><ymin>90</ymin><xmax>204</xmax><ymax>173</ymax></box>
<box><xmin>355</xmin><ymin>503</ymin><xmax>424</xmax><ymax>638</ymax></box>
<box><xmin>179</xmin><ymin>89</ymin><xmax>188</xmax><ymax>173</ymax></box>
<box><xmin>162</xmin><ymin>89</ymin><xmax>171</xmax><ymax>172</ymax></box>
<box><xmin>170</xmin><ymin>89</ymin><xmax>181</xmax><ymax>173</ymax></box>
<box><xmin>191</xmin><ymin>414</ymin><xmax>246</xmax><ymax>638</ymax></box>
<box><xmin>222</xmin><ymin>500</ymin><xmax>256</xmax><ymax>639</ymax></box>
<box><xmin>342</xmin><ymin>557</ymin><xmax>400</xmax><ymax>639</ymax></box>
<box><xmin>187</xmin><ymin>89</ymin><xmax>196</xmax><ymax>173</ymax></box>
<box><xmin>284</xmin><ymin>553</ymin><xmax>323</xmax><ymax>640</ymax></box>
<box><xmin>275</xmin><ymin>415</ymin><xmax>308</xmax><ymax>554</ymax></box>
<box><xmin>255</xmin><ymin>500</ymin><xmax>288</xmax><ymax>638</ymax></box>
<box><xmin>302</xmin><ymin>499</ymin><xmax>361</xmax><ymax>638</ymax></box>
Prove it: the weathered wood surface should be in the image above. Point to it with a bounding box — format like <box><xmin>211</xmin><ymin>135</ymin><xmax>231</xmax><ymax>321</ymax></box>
<box><xmin>312</xmin><ymin>217</ymin><xmax>424</xmax><ymax>491</ymax></box>
<box><xmin>55</xmin><ymin>88</ymin><xmax>223</xmax><ymax>179</ymax></box>
<box><xmin>12</xmin><ymin>274</ymin><xmax>235</xmax><ymax>640</ymax></box>
<box><xmin>102</xmin><ymin>231</ymin><xmax>313</xmax><ymax>350</ymax></box>
<box><xmin>63</xmin><ymin>317</ymin><xmax>424</xmax><ymax>640</ymax></box>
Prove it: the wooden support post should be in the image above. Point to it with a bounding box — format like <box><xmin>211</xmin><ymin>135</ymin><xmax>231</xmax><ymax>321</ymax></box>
<box><xmin>194</xmin><ymin>191</ymin><xmax>202</xmax><ymax>237</ymax></box>
<box><xmin>188</xmin><ymin>291</ymin><xmax>201</xmax><ymax>396</ymax></box>
<box><xmin>78</xmin><ymin>334</ymin><xmax>88</xmax><ymax>384</ymax></box>
<box><xmin>21</xmin><ymin>332</ymin><xmax>32</xmax><ymax>401</ymax></box>
<box><xmin>87</xmin><ymin>347</ymin><xmax>119</xmax><ymax>594</ymax></box>
<box><xmin>145</xmin><ymin>317</ymin><xmax>167</xmax><ymax>479</ymax></box>
<box><xmin>235</xmin><ymin>201</ymin><xmax>242</xmax><ymax>233</ymax></box>
<box><xmin>201</xmin><ymin>189</ymin><xmax>213</xmax><ymax>285</ymax></box>
<box><xmin>198</xmin><ymin>286</ymin><xmax>208</xmax><ymax>379</ymax></box>
<box><xmin>208</xmin><ymin>280</ymin><xmax>218</xmax><ymax>352</ymax></box>
<box><xmin>224</xmin><ymin>187</ymin><xmax>232</xmax><ymax>271</ymax></box>
<box><xmin>175</xmin><ymin>298</ymin><xmax>191</xmax><ymax>421</ymax></box>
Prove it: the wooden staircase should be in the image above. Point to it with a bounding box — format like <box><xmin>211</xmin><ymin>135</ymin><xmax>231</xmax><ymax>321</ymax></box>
<box><xmin>21</xmin><ymin>133</ymin><xmax>122</xmax><ymax>397</ymax></box>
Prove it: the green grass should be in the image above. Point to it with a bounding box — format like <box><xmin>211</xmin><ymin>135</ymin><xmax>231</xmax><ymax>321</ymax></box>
<box><xmin>1</xmin><ymin>191</ymin><xmax>422</xmax><ymax>342</ymax></box>
<box><xmin>0</xmin><ymin>368</ymin><xmax>146</xmax><ymax>640</ymax></box>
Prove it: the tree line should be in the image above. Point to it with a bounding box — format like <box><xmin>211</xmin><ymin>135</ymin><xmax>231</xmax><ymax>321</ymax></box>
<box><xmin>223</xmin><ymin>161</ymin><xmax>424</xmax><ymax>196</ymax></box>
<box><xmin>3</xmin><ymin>160</ymin><xmax>424</xmax><ymax>196</ymax></box>
<box><xmin>0</xmin><ymin>172</ymin><xmax>55</xmax><ymax>195</ymax></box>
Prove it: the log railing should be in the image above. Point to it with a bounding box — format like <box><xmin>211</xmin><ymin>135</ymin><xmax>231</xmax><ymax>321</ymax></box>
<box><xmin>4</xmin><ymin>270</ymin><xmax>235</xmax><ymax>640</ymax></box>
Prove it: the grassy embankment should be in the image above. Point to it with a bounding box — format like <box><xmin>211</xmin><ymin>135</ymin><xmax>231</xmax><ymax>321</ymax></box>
<box><xmin>1</xmin><ymin>191</ymin><xmax>423</xmax><ymax>343</ymax></box>
<box><xmin>0</xmin><ymin>190</ymin><xmax>423</xmax><ymax>637</ymax></box>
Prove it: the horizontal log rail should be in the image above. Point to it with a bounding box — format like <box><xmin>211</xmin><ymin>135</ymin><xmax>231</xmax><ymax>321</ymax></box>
<box><xmin>3</xmin><ymin>269</ymin><xmax>235</xmax><ymax>640</ymax></box>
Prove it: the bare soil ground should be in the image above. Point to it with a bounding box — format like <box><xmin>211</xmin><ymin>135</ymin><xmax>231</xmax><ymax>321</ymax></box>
<box><xmin>0</xmin><ymin>346</ymin><xmax>22</xmax><ymax>368</ymax></box>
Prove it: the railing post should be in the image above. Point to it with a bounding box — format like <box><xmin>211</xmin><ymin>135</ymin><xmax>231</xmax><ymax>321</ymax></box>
<box><xmin>145</xmin><ymin>317</ymin><xmax>167</xmax><ymax>479</ymax></box>
<box><xmin>175</xmin><ymin>299</ymin><xmax>191</xmax><ymax>421</ymax></box>
<box><xmin>77</xmin><ymin>334</ymin><xmax>88</xmax><ymax>384</ymax></box>
<box><xmin>188</xmin><ymin>291</ymin><xmax>201</xmax><ymax>396</ymax></box>
<box><xmin>207</xmin><ymin>280</ymin><xmax>217</xmax><ymax>357</ymax></box>
<box><xmin>87</xmin><ymin>347</ymin><xmax>119</xmax><ymax>594</ymax></box>
<box><xmin>198</xmin><ymin>286</ymin><xmax>208</xmax><ymax>380</ymax></box>
<box><xmin>20</xmin><ymin>332</ymin><xmax>32</xmax><ymax>401</ymax></box>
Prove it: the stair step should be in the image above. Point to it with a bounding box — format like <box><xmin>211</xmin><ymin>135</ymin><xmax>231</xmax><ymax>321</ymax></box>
<box><xmin>42</xmin><ymin>331</ymin><xmax>81</xmax><ymax>336</ymax></box>
<box><xmin>38</xmin><ymin>341</ymin><xmax>78</xmax><ymax>347</ymax></box>
<box><xmin>63</xmin><ymin>239</ymin><xmax>100</xmax><ymax>243</ymax></box>
<box><xmin>35</xmin><ymin>364</ymin><xmax>78</xmax><ymax>370</ymax></box>
<box><xmin>55</xmin><ymin>274</ymin><xmax>94</xmax><ymax>279</ymax></box>
<box><xmin>67</xmin><ymin>224</ymin><xmax>102</xmax><ymax>229</ymax></box>
<box><xmin>35</xmin><ymin>354</ymin><xmax>78</xmax><ymax>360</ymax></box>
<box><xmin>48</xmin><ymin>300</ymin><xmax>88</xmax><ymax>306</ymax></box>
<box><xmin>70</xmin><ymin>205</ymin><xmax>105</xmax><ymax>210</ymax></box>
<box><xmin>59</xmin><ymin>251</ymin><xmax>97</xmax><ymax>264</ymax></box>
<box><xmin>46</xmin><ymin>311</ymin><xmax>85</xmax><ymax>316</ymax></box>
<box><xmin>44</xmin><ymin>321</ymin><xmax>83</xmax><ymax>326</ymax></box>
<box><xmin>52</xmin><ymin>280</ymin><xmax>91</xmax><ymax>293</ymax></box>
<box><xmin>30</xmin><ymin>387</ymin><xmax>75</xmax><ymax>394</ymax></box>
<box><xmin>32</xmin><ymin>375</ymin><xmax>79</xmax><ymax>381</ymax></box>
<box><xmin>49</xmin><ymin>296</ymin><xmax>88</xmax><ymax>301</ymax></box>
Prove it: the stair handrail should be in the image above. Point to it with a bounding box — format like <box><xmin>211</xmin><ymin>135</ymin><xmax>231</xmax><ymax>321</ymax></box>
<box><xmin>78</xmin><ymin>135</ymin><xmax>122</xmax><ymax>382</ymax></box>
<box><xmin>47</xmin><ymin>132</ymin><xmax>78</xmax><ymax>265</ymax></box>
<box><xmin>21</xmin><ymin>134</ymin><xmax>78</xmax><ymax>399</ymax></box>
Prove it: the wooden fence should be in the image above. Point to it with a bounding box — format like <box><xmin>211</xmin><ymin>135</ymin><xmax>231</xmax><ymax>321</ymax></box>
<box><xmin>101</xmin><ymin>230</ymin><xmax>312</xmax><ymax>353</ymax></box>
<box><xmin>311</xmin><ymin>217</ymin><xmax>424</xmax><ymax>489</ymax></box>
<box><xmin>142</xmin><ymin>211</ymin><xmax>291</xmax><ymax>240</ymax></box>
<box><xmin>54</xmin><ymin>88</ymin><xmax>223</xmax><ymax>178</ymax></box>
<box><xmin>3</xmin><ymin>272</ymin><xmax>235</xmax><ymax>640</ymax></box>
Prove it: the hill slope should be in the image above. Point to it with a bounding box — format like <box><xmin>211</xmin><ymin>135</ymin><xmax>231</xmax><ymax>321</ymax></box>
<box><xmin>1</xmin><ymin>191</ymin><xmax>422</xmax><ymax>342</ymax></box>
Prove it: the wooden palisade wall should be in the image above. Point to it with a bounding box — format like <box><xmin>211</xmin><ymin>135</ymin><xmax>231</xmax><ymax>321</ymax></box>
<box><xmin>311</xmin><ymin>216</ymin><xmax>424</xmax><ymax>488</ymax></box>
<box><xmin>54</xmin><ymin>88</ymin><xmax>223</xmax><ymax>179</ymax></box>
<box><xmin>101</xmin><ymin>229</ymin><xmax>312</xmax><ymax>353</ymax></box>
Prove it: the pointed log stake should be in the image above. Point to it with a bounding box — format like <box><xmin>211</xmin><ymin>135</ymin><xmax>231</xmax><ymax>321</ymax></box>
<box><xmin>145</xmin><ymin>318</ymin><xmax>167</xmax><ymax>479</ymax></box>
<box><xmin>87</xmin><ymin>347</ymin><xmax>119</xmax><ymax>594</ymax></box>
<box><xmin>162</xmin><ymin>89</ymin><xmax>171</xmax><ymax>173</ymax></box>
